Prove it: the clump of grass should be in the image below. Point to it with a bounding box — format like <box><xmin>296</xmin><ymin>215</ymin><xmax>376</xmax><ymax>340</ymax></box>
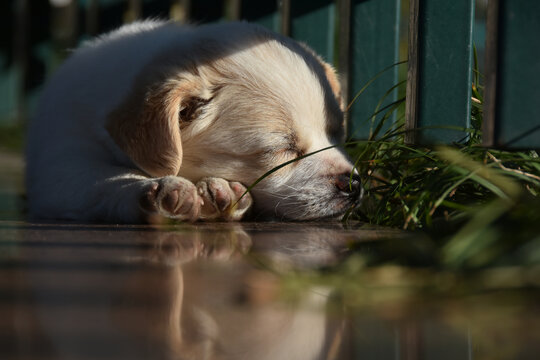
<box><xmin>348</xmin><ymin>134</ymin><xmax>540</xmax><ymax>231</ymax></box>
<box><xmin>345</xmin><ymin>60</ymin><xmax>540</xmax><ymax>269</ymax></box>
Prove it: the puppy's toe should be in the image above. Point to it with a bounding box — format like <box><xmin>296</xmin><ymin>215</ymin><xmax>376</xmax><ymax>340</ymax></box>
<box><xmin>161</xmin><ymin>188</ymin><xmax>180</xmax><ymax>214</ymax></box>
<box><xmin>228</xmin><ymin>181</ymin><xmax>252</xmax><ymax>221</ymax></box>
<box><xmin>196</xmin><ymin>180</ymin><xmax>219</xmax><ymax>219</ymax></box>
<box><xmin>141</xmin><ymin>176</ymin><xmax>202</xmax><ymax>222</ymax></box>
<box><xmin>196</xmin><ymin>178</ymin><xmax>252</xmax><ymax>221</ymax></box>
<box><xmin>140</xmin><ymin>182</ymin><xmax>160</xmax><ymax>213</ymax></box>
<box><xmin>197</xmin><ymin>178</ymin><xmax>229</xmax><ymax>220</ymax></box>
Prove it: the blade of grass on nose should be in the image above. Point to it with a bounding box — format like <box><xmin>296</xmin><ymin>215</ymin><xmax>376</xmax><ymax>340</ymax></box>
<box><xmin>233</xmin><ymin>145</ymin><xmax>339</xmax><ymax>207</ymax></box>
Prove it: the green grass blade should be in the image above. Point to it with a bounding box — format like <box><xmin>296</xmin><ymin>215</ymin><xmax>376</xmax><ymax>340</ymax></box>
<box><xmin>234</xmin><ymin>145</ymin><xmax>338</xmax><ymax>205</ymax></box>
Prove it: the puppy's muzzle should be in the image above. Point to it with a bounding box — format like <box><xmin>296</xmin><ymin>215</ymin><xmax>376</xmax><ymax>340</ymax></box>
<box><xmin>335</xmin><ymin>173</ymin><xmax>363</xmax><ymax>201</ymax></box>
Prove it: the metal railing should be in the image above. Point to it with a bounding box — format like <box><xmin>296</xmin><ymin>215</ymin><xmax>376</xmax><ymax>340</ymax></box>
<box><xmin>1</xmin><ymin>0</ymin><xmax>538</xmax><ymax>148</ymax></box>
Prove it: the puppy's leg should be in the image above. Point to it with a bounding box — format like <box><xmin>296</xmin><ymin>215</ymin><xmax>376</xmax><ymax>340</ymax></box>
<box><xmin>94</xmin><ymin>174</ymin><xmax>202</xmax><ymax>223</ymax></box>
<box><xmin>27</xmin><ymin>160</ymin><xmax>203</xmax><ymax>223</ymax></box>
<box><xmin>196</xmin><ymin>178</ymin><xmax>252</xmax><ymax>221</ymax></box>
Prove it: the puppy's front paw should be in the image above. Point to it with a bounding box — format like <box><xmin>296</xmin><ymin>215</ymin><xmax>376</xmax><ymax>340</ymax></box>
<box><xmin>140</xmin><ymin>176</ymin><xmax>202</xmax><ymax>222</ymax></box>
<box><xmin>196</xmin><ymin>178</ymin><xmax>252</xmax><ymax>221</ymax></box>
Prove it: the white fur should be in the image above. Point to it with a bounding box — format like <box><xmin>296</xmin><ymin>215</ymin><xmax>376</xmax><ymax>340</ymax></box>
<box><xmin>26</xmin><ymin>20</ymin><xmax>360</xmax><ymax>223</ymax></box>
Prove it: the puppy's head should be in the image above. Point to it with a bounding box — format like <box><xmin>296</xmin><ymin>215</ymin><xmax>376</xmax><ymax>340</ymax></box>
<box><xmin>108</xmin><ymin>23</ymin><xmax>361</xmax><ymax>220</ymax></box>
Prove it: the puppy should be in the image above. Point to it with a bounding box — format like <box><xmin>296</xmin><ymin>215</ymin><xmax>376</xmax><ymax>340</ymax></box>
<box><xmin>26</xmin><ymin>20</ymin><xmax>362</xmax><ymax>223</ymax></box>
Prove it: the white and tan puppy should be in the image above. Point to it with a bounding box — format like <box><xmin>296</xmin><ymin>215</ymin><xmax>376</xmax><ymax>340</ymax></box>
<box><xmin>26</xmin><ymin>20</ymin><xmax>361</xmax><ymax>223</ymax></box>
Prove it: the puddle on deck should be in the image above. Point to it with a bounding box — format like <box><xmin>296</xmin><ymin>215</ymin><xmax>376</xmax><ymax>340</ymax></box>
<box><xmin>1</xmin><ymin>153</ymin><xmax>539</xmax><ymax>359</ymax></box>
<box><xmin>1</xmin><ymin>221</ymin><xmax>539</xmax><ymax>359</ymax></box>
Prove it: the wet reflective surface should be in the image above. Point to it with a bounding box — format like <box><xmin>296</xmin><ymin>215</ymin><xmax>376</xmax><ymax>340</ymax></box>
<box><xmin>0</xmin><ymin>221</ymin><xmax>539</xmax><ymax>360</ymax></box>
<box><xmin>1</xmin><ymin>154</ymin><xmax>540</xmax><ymax>359</ymax></box>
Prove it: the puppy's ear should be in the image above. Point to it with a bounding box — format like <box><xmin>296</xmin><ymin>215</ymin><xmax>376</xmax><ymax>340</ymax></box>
<box><xmin>107</xmin><ymin>75</ymin><xmax>208</xmax><ymax>177</ymax></box>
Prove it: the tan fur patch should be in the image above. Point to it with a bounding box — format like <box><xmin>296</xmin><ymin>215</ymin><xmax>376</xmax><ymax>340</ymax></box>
<box><xmin>321</xmin><ymin>62</ymin><xmax>344</xmax><ymax>111</ymax></box>
<box><xmin>297</xmin><ymin>42</ymin><xmax>344</xmax><ymax>111</ymax></box>
<box><xmin>107</xmin><ymin>77</ymin><xmax>195</xmax><ymax>178</ymax></box>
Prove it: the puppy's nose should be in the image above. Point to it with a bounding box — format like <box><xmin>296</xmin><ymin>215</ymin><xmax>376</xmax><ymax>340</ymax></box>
<box><xmin>335</xmin><ymin>173</ymin><xmax>363</xmax><ymax>199</ymax></box>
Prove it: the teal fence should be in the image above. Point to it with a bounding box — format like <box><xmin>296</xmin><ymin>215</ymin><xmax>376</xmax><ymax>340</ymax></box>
<box><xmin>1</xmin><ymin>0</ymin><xmax>538</xmax><ymax>148</ymax></box>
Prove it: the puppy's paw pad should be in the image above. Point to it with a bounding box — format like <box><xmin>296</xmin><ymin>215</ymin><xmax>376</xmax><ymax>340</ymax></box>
<box><xmin>141</xmin><ymin>176</ymin><xmax>202</xmax><ymax>221</ymax></box>
<box><xmin>196</xmin><ymin>178</ymin><xmax>252</xmax><ymax>221</ymax></box>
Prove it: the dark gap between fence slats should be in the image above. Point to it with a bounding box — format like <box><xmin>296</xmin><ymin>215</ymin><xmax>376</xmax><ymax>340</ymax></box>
<box><xmin>240</xmin><ymin>0</ymin><xmax>280</xmax><ymax>33</ymax></box>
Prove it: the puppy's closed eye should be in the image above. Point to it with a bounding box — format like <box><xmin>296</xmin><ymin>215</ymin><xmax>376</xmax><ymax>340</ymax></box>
<box><xmin>283</xmin><ymin>133</ymin><xmax>305</xmax><ymax>159</ymax></box>
<box><xmin>265</xmin><ymin>133</ymin><xmax>305</xmax><ymax>161</ymax></box>
<box><xmin>283</xmin><ymin>143</ymin><xmax>304</xmax><ymax>159</ymax></box>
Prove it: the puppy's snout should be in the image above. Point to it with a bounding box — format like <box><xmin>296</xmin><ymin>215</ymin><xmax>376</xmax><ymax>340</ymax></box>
<box><xmin>335</xmin><ymin>173</ymin><xmax>363</xmax><ymax>199</ymax></box>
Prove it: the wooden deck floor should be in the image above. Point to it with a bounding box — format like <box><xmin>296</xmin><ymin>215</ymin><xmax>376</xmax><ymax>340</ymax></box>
<box><xmin>1</xmin><ymin>152</ymin><xmax>539</xmax><ymax>359</ymax></box>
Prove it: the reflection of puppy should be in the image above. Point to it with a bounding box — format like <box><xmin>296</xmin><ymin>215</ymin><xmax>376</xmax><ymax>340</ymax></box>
<box><xmin>26</xmin><ymin>20</ymin><xmax>362</xmax><ymax>223</ymax></box>
<box><xmin>138</xmin><ymin>226</ymin><xmax>348</xmax><ymax>360</ymax></box>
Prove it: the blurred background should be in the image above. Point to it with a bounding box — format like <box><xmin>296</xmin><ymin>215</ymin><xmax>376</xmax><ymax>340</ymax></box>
<box><xmin>0</xmin><ymin>0</ymin><xmax>488</xmax><ymax>152</ymax></box>
<box><xmin>0</xmin><ymin>0</ymin><xmax>247</xmax><ymax>140</ymax></box>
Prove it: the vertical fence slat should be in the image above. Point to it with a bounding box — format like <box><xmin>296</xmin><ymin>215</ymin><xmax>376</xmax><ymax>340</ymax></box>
<box><xmin>224</xmin><ymin>0</ymin><xmax>240</xmax><ymax>21</ymax></box>
<box><xmin>405</xmin><ymin>0</ymin><xmax>419</xmax><ymax>144</ymax></box>
<box><xmin>337</xmin><ymin>0</ymin><xmax>351</xmax><ymax>133</ymax></box>
<box><xmin>406</xmin><ymin>0</ymin><xmax>475</xmax><ymax>144</ymax></box>
<box><xmin>483</xmin><ymin>0</ymin><xmax>498</xmax><ymax>148</ymax></box>
<box><xmin>125</xmin><ymin>0</ymin><xmax>142</xmax><ymax>22</ymax></box>
<box><xmin>84</xmin><ymin>0</ymin><xmax>99</xmax><ymax>36</ymax></box>
<box><xmin>11</xmin><ymin>0</ymin><xmax>29</xmax><ymax>123</ymax></box>
<box><xmin>169</xmin><ymin>0</ymin><xmax>191</xmax><ymax>23</ymax></box>
<box><xmin>484</xmin><ymin>0</ymin><xmax>540</xmax><ymax>149</ymax></box>
<box><xmin>289</xmin><ymin>0</ymin><xmax>336</xmax><ymax>63</ymax></box>
<box><xmin>51</xmin><ymin>0</ymin><xmax>79</xmax><ymax>64</ymax></box>
<box><xmin>348</xmin><ymin>0</ymin><xmax>401</xmax><ymax>139</ymax></box>
<box><xmin>0</xmin><ymin>0</ymin><xmax>14</xmax><ymax>124</ymax></box>
<box><xmin>280</xmin><ymin>0</ymin><xmax>291</xmax><ymax>35</ymax></box>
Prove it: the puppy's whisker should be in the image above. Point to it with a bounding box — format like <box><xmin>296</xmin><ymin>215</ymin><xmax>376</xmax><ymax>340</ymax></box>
<box><xmin>282</xmin><ymin>184</ymin><xmax>303</xmax><ymax>192</ymax></box>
